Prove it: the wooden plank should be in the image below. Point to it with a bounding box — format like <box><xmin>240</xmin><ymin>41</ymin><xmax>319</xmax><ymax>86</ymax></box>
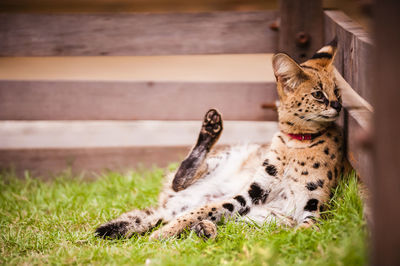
<box><xmin>0</xmin><ymin>54</ymin><xmax>276</xmax><ymax>82</ymax></box>
<box><xmin>0</xmin><ymin>121</ymin><xmax>279</xmax><ymax>148</ymax></box>
<box><xmin>0</xmin><ymin>146</ymin><xmax>191</xmax><ymax>179</ymax></box>
<box><xmin>345</xmin><ymin>111</ymin><xmax>372</xmax><ymax>184</ymax></box>
<box><xmin>279</xmin><ymin>0</ymin><xmax>324</xmax><ymax>63</ymax></box>
<box><xmin>0</xmin><ymin>120</ymin><xmax>278</xmax><ymax>178</ymax></box>
<box><xmin>334</xmin><ymin>68</ymin><xmax>373</xmax><ymax>184</ymax></box>
<box><xmin>0</xmin><ymin>11</ymin><xmax>279</xmax><ymax>56</ymax></box>
<box><xmin>0</xmin><ymin>81</ymin><xmax>278</xmax><ymax>121</ymax></box>
<box><xmin>324</xmin><ymin>10</ymin><xmax>374</xmax><ymax>103</ymax></box>
<box><xmin>372</xmin><ymin>1</ymin><xmax>400</xmax><ymax>265</ymax></box>
<box><xmin>0</xmin><ymin>0</ymin><xmax>278</xmax><ymax>13</ymax></box>
<box><xmin>325</xmin><ymin>12</ymin><xmax>375</xmax><ymax>184</ymax></box>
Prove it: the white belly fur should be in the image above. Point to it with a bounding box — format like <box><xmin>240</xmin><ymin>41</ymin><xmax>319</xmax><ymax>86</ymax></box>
<box><xmin>164</xmin><ymin>144</ymin><xmax>262</xmax><ymax>218</ymax></box>
<box><xmin>161</xmin><ymin>144</ymin><xmax>311</xmax><ymax>225</ymax></box>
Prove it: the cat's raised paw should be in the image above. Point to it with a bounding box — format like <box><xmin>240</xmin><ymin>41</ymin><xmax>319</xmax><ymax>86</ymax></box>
<box><xmin>203</xmin><ymin>109</ymin><xmax>223</xmax><ymax>136</ymax></box>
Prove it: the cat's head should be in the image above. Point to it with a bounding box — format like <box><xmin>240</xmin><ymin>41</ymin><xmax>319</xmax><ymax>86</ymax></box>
<box><xmin>272</xmin><ymin>39</ymin><xmax>341</xmax><ymax>134</ymax></box>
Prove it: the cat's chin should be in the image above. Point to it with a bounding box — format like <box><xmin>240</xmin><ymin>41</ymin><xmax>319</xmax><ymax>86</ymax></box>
<box><xmin>306</xmin><ymin>115</ymin><xmax>338</xmax><ymax>124</ymax></box>
<box><xmin>319</xmin><ymin>109</ymin><xmax>340</xmax><ymax>119</ymax></box>
<box><xmin>312</xmin><ymin>111</ymin><xmax>340</xmax><ymax>122</ymax></box>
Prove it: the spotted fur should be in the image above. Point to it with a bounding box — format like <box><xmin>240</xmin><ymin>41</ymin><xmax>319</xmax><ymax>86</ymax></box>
<box><xmin>95</xmin><ymin>40</ymin><xmax>344</xmax><ymax>240</ymax></box>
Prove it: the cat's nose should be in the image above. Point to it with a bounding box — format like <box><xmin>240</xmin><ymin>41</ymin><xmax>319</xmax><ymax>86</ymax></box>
<box><xmin>330</xmin><ymin>101</ymin><xmax>342</xmax><ymax>113</ymax></box>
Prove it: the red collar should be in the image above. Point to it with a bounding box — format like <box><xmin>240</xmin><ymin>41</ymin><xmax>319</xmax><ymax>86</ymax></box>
<box><xmin>286</xmin><ymin>131</ymin><xmax>324</xmax><ymax>141</ymax></box>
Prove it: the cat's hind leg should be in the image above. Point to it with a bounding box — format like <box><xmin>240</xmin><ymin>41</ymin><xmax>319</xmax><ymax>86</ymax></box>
<box><xmin>172</xmin><ymin>109</ymin><xmax>223</xmax><ymax>192</ymax></box>
<box><xmin>95</xmin><ymin>208</ymin><xmax>164</xmax><ymax>240</ymax></box>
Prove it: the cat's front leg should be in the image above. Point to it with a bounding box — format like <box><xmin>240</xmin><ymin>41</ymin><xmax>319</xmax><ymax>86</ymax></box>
<box><xmin>149</xmin><ymin>181</ymin><xmax>273</xmax><ymax>240</ymax></box>
<box><xmin>151</xmin><ymin>219</ymin><xmax>218</xmax><ymax>240</ymax></box>
<box><xmin>148</xmin><ymin>203</ymin><xmax>221</xmax><ymax>240</ymax></box>
<box><xmin>192</xmin><ymin>220</ymin><xmax>218</xmax><ymax>240</ymax></box>
<box><xmin>297</xmin><ymin>197</ymin><xmax>323</xmax><ymax>229</ymax></box>
<box><xmin>149</xmin><ymin>195</ymin><xmax>252</xmax><ymax>240</ymax></box>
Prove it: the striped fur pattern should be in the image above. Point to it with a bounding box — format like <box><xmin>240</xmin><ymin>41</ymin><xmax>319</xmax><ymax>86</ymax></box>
<box><xmin>95</xmin><ymin>40</ymin><xmax>344</xmax><ymax>240</ymax></box>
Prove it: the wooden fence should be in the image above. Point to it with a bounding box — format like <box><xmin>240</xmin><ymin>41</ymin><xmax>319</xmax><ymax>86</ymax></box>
<box><xmin>0</xmin><ymin>3</ymin><xmax>372</xmax><ymax>180</ymax></box>
<box><xmin>1</xmin><ymin>0</ymin><xmax>399</xmax><ymax>264</ymax></box>
<box><xmin>372</xmin><ymin>1</ymin><xmax>400</xmax><ymax>265</ymax></box>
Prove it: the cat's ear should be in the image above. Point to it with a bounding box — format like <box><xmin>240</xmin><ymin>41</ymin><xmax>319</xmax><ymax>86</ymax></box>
<box><xmin>307</xmin><ymin>37</ymin><xmax>338</xmax><ymax>68</ymax></box>
<box><xmin>272</xmin><ymin>53</ymin><xmax>308</xmax><ymax>97</ymax></box>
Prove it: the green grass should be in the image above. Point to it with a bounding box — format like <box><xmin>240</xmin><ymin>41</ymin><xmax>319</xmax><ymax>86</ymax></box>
<box><xmin>0</xmin><ymin>166</ymin><xmax>368</xmax><ymax>265</ymax></box>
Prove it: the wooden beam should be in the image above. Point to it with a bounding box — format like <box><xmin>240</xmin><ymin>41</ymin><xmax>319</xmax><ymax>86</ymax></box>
<box><xmin>324</xmin><ymin>10</ymin><xmax>374</xmax><ymax>103</ymax></box>
<box><xmin>326</xmin><ymin>11</ymin><xmax>375</xmax><ymax>184</ymax></box>
<box><xmin>334</xmin><ymin>68</ymin><xmax>373</xmax><ymax>184</ymax></box>
<box><xmin>0</xmin><ymin>81</ymin><xmax>278</xmax><ymax>121</ymax></box>
<box><xmin>0</xmin><ymin>121</ymin><xmax>279</xmax><ymax>149</ymax></box>
<box><xmin>372</xmin><ymin>1</ymin><xmax>400</xmax><ymax>265</ymax></box>
<box><xmin>0</xmin><ymin>146</ymin><xmax>191</xmax><ymax>179</ymax></box>
<box><xmin>345</xmin><ymin>110</ymin><xmax>372</xmax><ymax>183</ymax></box>
<box><xmin>0</xmin><ymin>11</ymin><xmax>278</xmax><ymax>56</ymax></box>
<box><xmin>0</xmin><ymin>54</ymin><xmax>276</xmax><ymax>82</ymax></box>
<box><xmin>0</xmin><ymin>121</ymin><xmax>279</xmax><ymax>178</ymax></box>
<box><xmin>278</xmin><ymin>0</ymin><xmax>324</xmax><ymax>63</ymax></box>
<box><xmin>0</xmin><ymin>0</ymin><xmax>278</xmax><ymax>13</ymax></box>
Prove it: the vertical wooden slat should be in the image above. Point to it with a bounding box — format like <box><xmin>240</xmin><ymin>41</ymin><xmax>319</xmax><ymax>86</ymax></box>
<box><xmin>373</xmin><ymin>1</ymin><xmax>400</xmax><ymax>265</ymax></box>
<box><xmin>334</xmin><ymin>67</ymin><xmax>373</xmax><ymax>185</ymax></box>
<box><xmin>324</xmin><ymin>10</ymin><xmax>374</xmax><ymax>103</ymax></box>
<box><xmin>278</xmin><ymin>0</ymin><xmax>323</xmax><ymax>62</ymax></box>
<box><xmin>324</xmin><ymin>11</ymin><xmax>375</xmax><ymax>183</ymax></box>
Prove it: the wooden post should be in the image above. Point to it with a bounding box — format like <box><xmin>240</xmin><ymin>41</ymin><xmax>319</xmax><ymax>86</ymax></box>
<box><xmin>279</xmin><ymin>0</ymin><xmax>323</xmax><ymax>63</ymax></box>
<box><xmin>372</xmin><ymin>1</ymin><xmax>400</xmax><ymax>265</ymax></box>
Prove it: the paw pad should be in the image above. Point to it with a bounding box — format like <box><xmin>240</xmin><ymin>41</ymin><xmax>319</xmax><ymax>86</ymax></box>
<box><xmin>192</xmin><ymin>220</ymin><xmax>217</xmax><ymax>240</ymax></box>
<box><xmin>203</xmin><ymin>109</ymin><xmax>223</xmax><ymax>135</ymax></box>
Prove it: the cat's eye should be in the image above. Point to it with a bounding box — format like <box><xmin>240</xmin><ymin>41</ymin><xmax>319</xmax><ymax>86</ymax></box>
<box><xmin>312</xmin><ymin>91</ymin><xmax>324</xmax><ymax>100</ymax></box>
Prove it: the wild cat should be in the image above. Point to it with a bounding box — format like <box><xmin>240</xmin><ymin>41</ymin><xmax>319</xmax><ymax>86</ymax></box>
<box><xmin>95</xmin><ymin>39</ymin><xmax>344</xmax><ymax>240</ymax></box>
